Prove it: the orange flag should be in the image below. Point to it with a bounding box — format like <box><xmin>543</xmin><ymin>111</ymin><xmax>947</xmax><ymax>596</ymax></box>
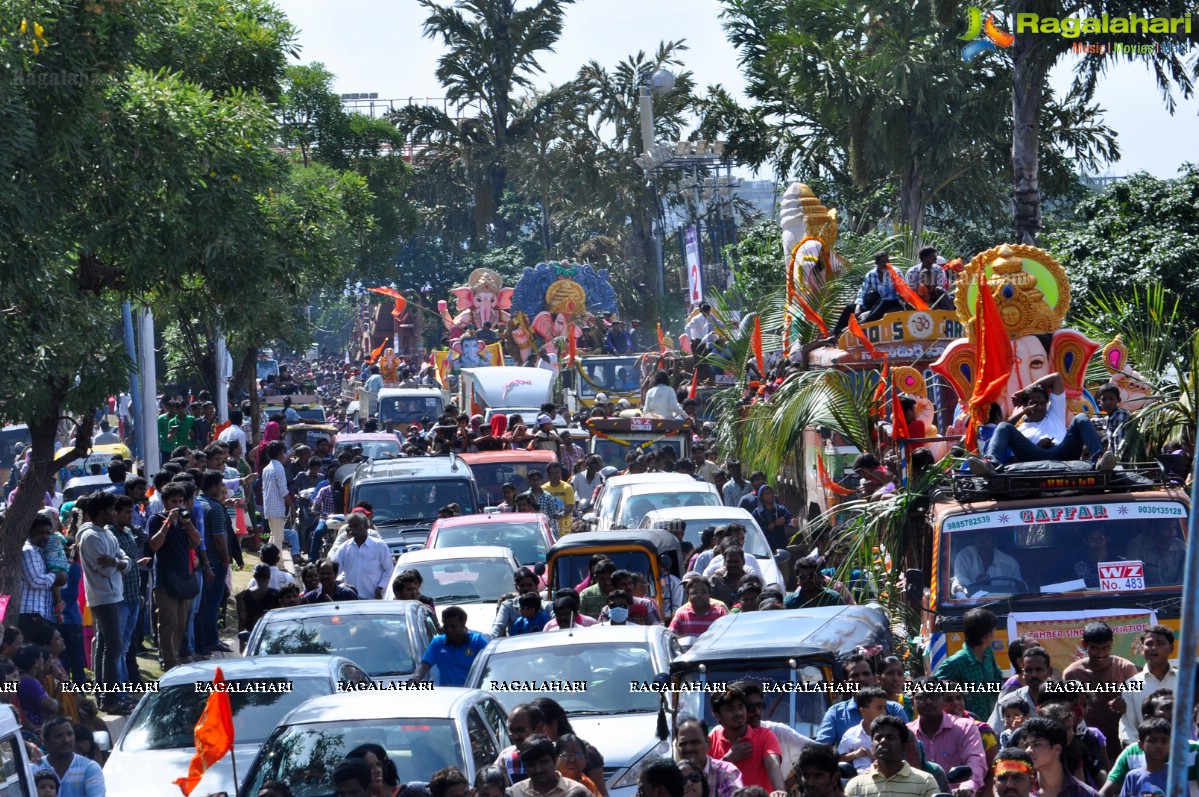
<box><xmin>366</xmin><ymin>339</ymin><xmax>386</xmax><ymax>364</ymax></box>
<box><xmin>892</xmin><ymin>383</ymin><xmax>911</xmax><ymax>442</ymax></box>
<box><xmin>657</xmin><ymin>323</ymin><xmax>667</xmax><ymax>355</ymax></box>
<box><xmin>964</xmin><ymin>262</ymin><xmax>1014</xmax><ymax>452</ymax></box>
<box><xmin>886</xmin><ymin>264</ymin><xmax>930</xmax><ymax>312</ymax></box>
<box><xmin>872</xmin><ymin>356</ymin><xmax>890</xmax><ymax>410</ymax></box>
<box><xmin>751</xmin><ymin>316</ymin><xmax>765</xmax><ymax>377</ymax></box>
<box><xmin>567</xmin><ymin>329</ymin><xmax>577</xmax><ymax>367</ymax></box>
<box><xmin>688</xmin><ymin>367</ymin><xmax>699</xmax><ymax>400</ymax></box>
<box><xmin>847</xmin><ymin>313</ymin><xmax>882</xmax><ymax>358</ymax></box>
<box><xmin>370</xmin><ymin>287</ymin><xmax>408</xmax><ymax>318</ymax></box>
<box><xmin>174</xmin><ymin>667</ymin><xmax>235</xmax><ymax>796</ymax></box>
<box><xmin>818</xmin><ymin>456</ymin><xmax>856</xmax><ymax>496</ymax></box>
<box><xmin>791</xmin><ymin>288</ymin><xmax>830</xmax><ymax>336</ymax></box>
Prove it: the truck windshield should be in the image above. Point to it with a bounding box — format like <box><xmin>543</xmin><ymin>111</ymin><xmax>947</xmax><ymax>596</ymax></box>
<box><xmin>939</xmin><ymin>500</ymin><xmax>1187</xmax><ymax>603</ymax></box>
<box><xmin>380</xmin><ymin>395</ymin><xmax>444</xmax><ymax>424</ymax></box>
<box><xmin>594</xmin><ymin>438</ymin><xmax>683</xmax><ymax>469</ymax></box>
<box><xmin>355</xmin><ymin>480</ymin><xmax>477</xmax><ymax>523</ymax></box>
<box><xmin>677</xmin><ymin>666</ymin><xmax>827</xmax><ymax>739</ymax></box>
<box><xmin>579</xmin><ymin>356</ymin><xmax>641</xmax><ymax>396</ymax></box>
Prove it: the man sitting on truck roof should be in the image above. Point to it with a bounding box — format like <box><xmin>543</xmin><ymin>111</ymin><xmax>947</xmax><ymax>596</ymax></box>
<box><xmin>968</xmin><ymin>373</ymin><xmax>1116</xmax><ymax>474</ymax></box>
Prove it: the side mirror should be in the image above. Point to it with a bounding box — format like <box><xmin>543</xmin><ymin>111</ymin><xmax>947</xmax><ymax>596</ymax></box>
<box><xmin>774</xmin><ymin>549</ymin><xmax>791</xmax><ymax>564</ymax></box>
<box><xmin>582</xmin><ymin>513</ymin><xmax>597</xmax><ymax>526</ymax></box>
<box><xmin>93</xmin><ymin>730</ymin><xmax>112</xmax><ymax>752</ymax></box>
<box><xmin>652</xmin><ymin>672</ymin><xmax>670</xmax><ymax>687</ymax></box>
<box><xmin>905</xmin><ymin>568</ymin><xmax>924</xmax><ymax>606</ymax></box>
<box><xmin>838</xmin><ymin>762</ymin><xmax>858</xmax><ymax>780</ymax></box>
<box><xmin>945</xmin><ymin>766</ymin><xmax>973</xmax><ymax>784</ymax></box>
<box><xmin>534</xmin><ymin>562</ymin><xmax>546</xmax><ymax>576</ymax></box>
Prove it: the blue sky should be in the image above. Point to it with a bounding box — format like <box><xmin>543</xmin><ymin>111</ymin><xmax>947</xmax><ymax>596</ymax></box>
<box><xmin>281</xmin><ymin>0</ymin><xmax>1197</xmax><ymax>179</ymax></box>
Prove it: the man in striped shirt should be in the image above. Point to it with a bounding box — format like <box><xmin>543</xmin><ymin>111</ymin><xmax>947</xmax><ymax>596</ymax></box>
<box><xmin>668</xmin><ymin>576</ymin><xmax>728</xmax><ymax>639</ymax></box>
<box><xmin>845</xmin><ymin>715</ymin><xmax>938</xmax><ymax>797</ymax></box>
<box><xmin>37</xmin><ymin>716</ymin><xmax>106</xmax><ymax>797</ymax></box>
<box><xmin>19</xmin><ymin>514</ymin><xmax>65</xmax><ymax>637</ymax></box>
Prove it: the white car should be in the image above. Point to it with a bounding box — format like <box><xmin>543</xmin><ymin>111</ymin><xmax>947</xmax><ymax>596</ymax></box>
<box><xmin>104</xmin><ymin>656</ymin><xmax>369</xmax><ymax>796</ymax></box>
<box><xmin>466</xmin><ymin>624</ymin><xmax>681</xmax><ymax>797</ymax></box>
<box><xmin>640</xmin><ymin>505</ymin><xmax>787</xmax><ymax>590</ymax></box>
<box><xmin>585</xmin><ymin>473</ymin><xmax>720</xmax><ymax>531</ymax></box>
<box><xmin>387</xmin><ymin>545</ymin><xmax>520</xmax><ymax>634</ymax></box>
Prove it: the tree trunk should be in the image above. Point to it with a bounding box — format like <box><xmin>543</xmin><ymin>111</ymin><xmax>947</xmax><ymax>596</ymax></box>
<box><xmin>248</xmin><ymin>347</ymin><xmax>262</xmax><ymax>447</ymax></box>
<box><xmin>228</xmin><ymin>347</ymin><xmax>256</xmax><ymax>403</ymax></box>
<box><xmin>0</xmin><ymin>411</ymin><xmax>93</xmax><ymax>625</ymax></box>
<box><xmin>1011</xmin><ymin>27</ymin><xmax>1043</xmax><ymax>244</ymax></box>
<box><xmin>898</xmin><ymin>162</ymin><xmax>926</xmax><ymax>239</ymax></box>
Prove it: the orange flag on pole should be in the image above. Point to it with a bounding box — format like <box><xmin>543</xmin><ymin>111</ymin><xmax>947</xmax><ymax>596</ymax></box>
<box><xmin>657</xmin><ymin>323</ymin><xmax>667</xmax><ymax>355</ymax></box>
<box><xmin>174</xmin><ymin>667</ymin><xmax>235</xmax><ymax>795</ymax></box>
<box><xmin>366</xmin><ymin>339</ymin><xmax>386</xmax><ymax>365</ymax></box>
<box><xmin>688</xmin><ymin>367</ymin><xmax>699</xmax><ymax>400</ymax></box>
<box><xmin>964</xmin><ymin>262</ymin><xmax>1014</xmax><ymax>452</ymax></box>
<box><xmin>847</xmin><ymin>313</ymin><xmax>882</xmax><ymax>358</ymax></box>
<box><xmin>886</xmin><ymin>264</ymin><xmax>930</xmax><ymax>312</ymax></box>
<box><xmin>818</xmin><ymin>455</ymin><xmax>856</xmax><ymax>496</ymax></box>
<box><xmin>791</xmin><ymin>288</ymin><xmax>830</xmax><ymax>337</ymax></box>
<box><xmin>567</xmin><ymin>329</ymin><xmax>578</xmax><ymax>367</ymax></box>
<box><xmin>751</xmin><ymin>316</ymin><xmax>765</xmax><ymax>377</ymax></box>
<box><xmin>892</xmin><ymin>382</ymin><xmax>911</xmax><ymax>442</ymax></box>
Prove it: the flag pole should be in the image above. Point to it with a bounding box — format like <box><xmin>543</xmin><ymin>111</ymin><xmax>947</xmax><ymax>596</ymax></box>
<box><xmin>229</xmin><ymin>742</ymin><xmax>240</xmax><ymax>794</ymax></box>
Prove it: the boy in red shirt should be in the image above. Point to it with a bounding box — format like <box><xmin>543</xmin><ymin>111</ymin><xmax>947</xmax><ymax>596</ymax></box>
<box><xmin>708</xmin><ymin>683</ymin><xmax>785</xmax><ymax>792</ymax></box>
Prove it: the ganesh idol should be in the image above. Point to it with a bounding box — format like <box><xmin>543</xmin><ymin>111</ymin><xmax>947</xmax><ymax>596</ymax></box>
<box><xmin>933</xmin><ymin>244</ymin><xmax>1101</xmax><ymax>425</ymax></box>
<box><xmin>438</xmin><ymin>268</ymin><xmax>514</xmax><ymax>339</ymax></box>
<box><xmin>779</xmin><ymin>183</ymin><xmax>846</xmax><ymax>295</ymax></box>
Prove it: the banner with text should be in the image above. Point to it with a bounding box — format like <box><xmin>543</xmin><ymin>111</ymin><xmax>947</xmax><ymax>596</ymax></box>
<box><xmin>1007</xmin><ymin>608</ymin><xmax>1157</xmax><ymax>668</ymax></box>
<box><xmin>684</xmin><ymin>226</ymin><xmax>703</xmax><ymax>305</ymax></box>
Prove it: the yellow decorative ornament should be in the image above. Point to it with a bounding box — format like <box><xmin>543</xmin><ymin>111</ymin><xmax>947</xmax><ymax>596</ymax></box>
<box><xmin>795</xmin><ymin>184</ymin><xmax>838</xmax><ymax>251</ymax></box>
<box><xmin>955</xmin><ymin>243</ymin><xmax>1069</xmax><ymax>341</ymax></box>
<box><xmin>544</xmin><ymin>278</ymin><xmax>586</xmax><ymax>319</ymax></box>
<box><xmin>468</xmin><ymin>267</ymin><xmax>504</xmax><ymax>296</ymax></box>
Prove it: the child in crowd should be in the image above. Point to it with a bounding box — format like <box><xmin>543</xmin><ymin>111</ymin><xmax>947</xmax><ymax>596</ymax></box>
<box><xmin>1120</xmin><ymin>718</ymin><xmax>1171</xmax><ymax>797</ymax></box>
<box><xmin>1098</xmin><ymin>383</ymin><xmax>1130</xmax><ymax>456</ymax></box>
<box><xmin>511</xmin><ymin>593</ymin><xmax>549</xmax><ymax>635</ymax></box>
<box><xmin>839</xmin><ymin>687</ymin><xmax>890</xmax><ymax>772</ymax></box>
<box><xmin>34</xmin><ymin>770</ymin><xmax>59</xmax><ymax>797</ymax></box>
<box><xmin>999</xmin><ymin>698</ymin><xmax>1030</xmax><ymax>746</ymax></box>
<box><xmin>41</xmin><ymin>509</ymin><xmax>70</xmax><ymax>618</ymax></box>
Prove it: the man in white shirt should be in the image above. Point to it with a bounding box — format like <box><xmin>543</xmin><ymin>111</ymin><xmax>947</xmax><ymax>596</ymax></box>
<box><xmin>261</xmin><ymin>440</ymin><xmax>291</xmax><ymax>549</ymax></box>
<box><xmin>973</xmin><ymin>373</ymin><xmax>1114</xmax><ymax>471</ymax></box>
<box><xmin>643</xmin><ymin>371</ymin><xmax>687</xmax><ymax>420</ymax></box>
<box><xmin>685</xmin><ymin>302</ymin><xmax>721</xmax><ymax>345</ymax></box>
<box><xmin>951</xmin><ymin>529</ymin><xmax>1023</xmax><ymax>597</ymax></box>
<box><xmin>332</xmin><ymin>512</ymin><xmax>392</xmax><ymax>599</ymax></box>
<box><xmin>217</xmin><ymin>409</ymin><xmax>248</xmax><ymax>451</ymax></box>
<box><xmin>1120</xmin><ymin>625</ymin><xmax>1178</xmax><ymax>745</ymax></box>
<box><xmin>570</xmin><ymin>456</ymin><xmax>604</xmax><ymax>510</ymax></box>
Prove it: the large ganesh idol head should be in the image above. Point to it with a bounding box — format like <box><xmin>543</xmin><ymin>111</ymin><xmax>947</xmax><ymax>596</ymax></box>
<box><xmin>450</xmin><ymin>268</ymin><xmax>514</xmax><ymax>328</ymax></box>
<box><xmin>779</xmin><ymin>183</ymin><xmax>840</xmax><ymax>292</ymax></box>
<box><xmin>931</xmin><ymin>244</ymin><xmax>1099</xmax><ymax>420</ymax></box>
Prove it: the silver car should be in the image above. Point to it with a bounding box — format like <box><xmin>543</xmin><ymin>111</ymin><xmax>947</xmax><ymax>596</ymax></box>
<box><xmin>103</xmin><ymin>655</ymin><xmax>369</xmax><ymax>796</ymax></box>
<box><xmin>244</xmin><ymin>599</ymin><xmax>438</xmax><ymax>683</ymax></box>
<box><xmin>241</xmin><ymin>688</ymin><xmax>511</xmax><ymax>794</ymax></box>
<box><xmin>466</xmin><ymin>624</ymin><xmax>681</xmax><ymax>797</ymax></box>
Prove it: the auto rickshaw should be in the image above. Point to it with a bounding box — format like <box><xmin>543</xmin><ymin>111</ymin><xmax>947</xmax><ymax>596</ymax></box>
<box><xmin>545</xmin><ymin>530</ymin><xmax>683</xmax><ymax>614</ymax></box>
<box><xmin>668</xmin><ymin>604</ymin><xmax>892</xmax><ymax>739</ymax></box>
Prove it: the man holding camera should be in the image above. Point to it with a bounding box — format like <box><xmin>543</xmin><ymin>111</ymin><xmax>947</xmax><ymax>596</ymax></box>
<box><xmin>147</xmin><ymin>483</ymin><xmax>201</xmax><ymax>671</ymax></box>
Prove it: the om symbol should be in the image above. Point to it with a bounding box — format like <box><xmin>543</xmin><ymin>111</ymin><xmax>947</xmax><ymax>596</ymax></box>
<box><xmin>906</xmin><ymin>311</ymin><xmax>934</xmax><ymax>339</ymax></box>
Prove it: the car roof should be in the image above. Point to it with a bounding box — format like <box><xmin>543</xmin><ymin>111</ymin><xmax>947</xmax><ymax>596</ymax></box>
<box><xmin>434</xmin><ymin>513</ymin><xmax>545</xmax><ymax>529</ymax></box>
<box><xmin>64</xmin><ymin>475</ymin><xmax>113</xmax><ymax>488</ymax></box>
<box><xmin>280</xmin><ymin>687</ymin><xmax>489</xmax><ymax>725</ymax></box>
<box><xmin>157</xmin><ymin>655</ymin><xmax>352</xmax><ymax>685</ymax></box>
<box><xmin>548</xmin><ymin>529</ymin><xmax>682</xmax><ymax>556</ymax></box>
<box><xmin>671</xmin><ymin>605</ymin><xmax>891</xmax><ymax>668</ymax></box>
<box><xmin>623</xmin><ymin>482</ymin><xmax>718</xmax><ymax>495</ymax></box>
<box><xmin>458</xmin><ymin>451</ymin><xmax>557</xmax><ymax>465</ymax></box>
<box><xmin>354</xmin><ymin>456</ymin><xmax>473</xmax><ymax>482</ymax></box>
<box><xmin>643</xmin><ymin>506</ymin><xmax>754</xmax><ymax>521</ymax></box>
<box><xmin>397</xmin><ymin>545</ymin><xmax>517</xmax><ymax>563</ymax></box>
<box><xmin>336</xmin><ymin>433</ymin><xmax>399</xmax><ymax>443</ymax></box>
<box><xmin>483</xmin><ymin>624</ymin><xmax>668</xmax><ymax>653</ymax></box>
<box><xmin>255</xmin><ymin>600</ymin><xmax>429</xmax><ymax>623</ymax></box>
<box><xmin>377</xmin><ymin>388</ymin><xmax>443</xmax><ymax>397</ymax></box>
<box><xmin>602</xmin><ymin>473</ymin><xmax>697</xmax><ymax>488</ymax></box>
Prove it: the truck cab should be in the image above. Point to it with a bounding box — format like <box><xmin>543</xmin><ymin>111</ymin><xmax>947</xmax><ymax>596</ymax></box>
<box><xmin>584</xmin><ymin>417</ymin><xmax>691</xmax><ymax>469</ymax></box>
<box><xmin>912</xmin><ymin>463</ymin><xmax>1190</xmax><ymax>672</ymax></box>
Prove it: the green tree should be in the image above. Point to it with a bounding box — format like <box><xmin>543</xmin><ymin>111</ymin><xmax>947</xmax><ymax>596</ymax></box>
<box><xmin>929</xmin><ymin>0</ymin><xmax>1194</xmax><ymax>243</ymax></box>
<box><xmin>1049</xmin><ymin>166</ymin><xmax>1199</xmax><ymax>331</ymax></box>
<box><xmin>0</xmin><ymin>0</ymin><xmax>364</xmax><ymax>620</ymax></box>
<box><xmin>393</xmin><ymin>0</ymin><xmax>575</xmax><ymax>249</ymax></box>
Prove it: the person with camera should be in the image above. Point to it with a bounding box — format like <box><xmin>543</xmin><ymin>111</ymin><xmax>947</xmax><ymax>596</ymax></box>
<box><xmin>147</xmin><ymin>483</ymin><xmax>201</xmax><ymax>671</ymax></box>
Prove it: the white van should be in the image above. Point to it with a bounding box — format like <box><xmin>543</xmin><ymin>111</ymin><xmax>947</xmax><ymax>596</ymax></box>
<box><xmin>0</xmin><ymin>705</ymin><xmax>37</xmax><ymax>795</ymax></box>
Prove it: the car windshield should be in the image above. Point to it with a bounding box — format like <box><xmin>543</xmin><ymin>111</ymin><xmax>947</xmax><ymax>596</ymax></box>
<box><xmin>939</xmin><ymin>501</ymin><xmax>1188</xmax><ymax>603</ymax></box>
<box><xmin>355</xmin><ymin>480</ymin><xmax>477</xmax><ymax>524</ymax></box>
<box><xmin>434</xmin><ymin>522</ymin><xmax>549</xmax><ymax>565</ymax></box>
<box><xmin>294</xmin><ymin>408</ymin><xmax>327</xmax><ymax>422</ymax></box>
<box><xmin>252</xmin><ymin>615</ymin><xmax>419</xmax><ymax>677</ymax></box>
<box><xmin>552</xmin><ymin>552</ymin><xmax>657</xmax><ymax>598</ymax></box>
<box><xmin>120</xmin><ymin>678</ymin><xmax>331</xmax><ymax>751</ymax></box>
<box><xmin>479</xmin><ymin>643</ymin><xmax>659</xmax><ymax>714</ymax></box>
<box><xmin>406</xmin><ymin>558</ymin><xmax>515</xmax><ymax>603</ymax></box>
<box><xmin>593</xmin><ymin>439</ymin><xmax>684</xmax><ymax>469</ymax></box>
<box><xmin>336</xmin><ymin>440</ymin><xmax>402</xmax><ymax>460</ymax></box>
<box><xmin>467</xmin><ymin>460</ymin><xmax>549</xmax><ymax>506</ymax></box>
<box><xmin>380</xmin><ymin>395</ymin><xmax>443</xmax><ymax>424</ymax></box>
<box><xmin>244</xmin><ymin>718</ymin><xmax>464</xmax><ymax>796</ymax></box>
<box><xmin>677</xmin><ymin>665</ymin><xmax>827</xmax><ymax>739</ymax></box>
<box><xmin>617</xmin><ymin>490</ymin><xmax>719</xmax><ymax>528</ymax></box>
<box><xmin>579</xmin><ymin>357</ymin><xmax>641</xmax><ymax>396</ymax></box>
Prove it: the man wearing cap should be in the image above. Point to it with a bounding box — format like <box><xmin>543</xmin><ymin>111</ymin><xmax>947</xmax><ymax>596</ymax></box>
<box><xmin>528</xmin><ymin>414</ymin><xmax>563</xmax><ymax>455</ymax></box>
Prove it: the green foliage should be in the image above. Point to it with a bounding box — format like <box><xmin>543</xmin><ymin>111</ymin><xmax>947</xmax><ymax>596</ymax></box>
<box><xmin>1049</xmin><ymin>166</ymin><xmax>1199</xmax><ymax>333</ymax></box>
<box><xmin>724</xmin><ymin>219</ymin><xmax>782</xmax><ymax>310</ymax></box>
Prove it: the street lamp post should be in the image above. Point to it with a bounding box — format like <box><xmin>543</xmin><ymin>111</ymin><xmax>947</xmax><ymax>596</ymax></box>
<box><xmin>639</xmin><ymin>69</ymin><xmax>675</xmax><ymax>324</ymax></box>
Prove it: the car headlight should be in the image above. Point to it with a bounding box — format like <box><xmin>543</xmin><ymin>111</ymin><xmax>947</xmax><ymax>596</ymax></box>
<box><xmin>610</xmin><ymin>740</ymin><xmax>672</xmax><ymax>789</ymax></box>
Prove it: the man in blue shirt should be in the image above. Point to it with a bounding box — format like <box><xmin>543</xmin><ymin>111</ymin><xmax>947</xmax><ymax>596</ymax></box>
<box><xmin>825</xmin><ymin>251</ymin><xmax>904</xmax><ymax>342</ymax></box>
<box><xmin>410</xmin><ymin>606</ymin><xmax>490</xmax><ymax>686</ymax></box>
<box><xmin>815</xmin><ymin>653</ymin><xmax>909</xmax><ymax>745</ymax></box>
